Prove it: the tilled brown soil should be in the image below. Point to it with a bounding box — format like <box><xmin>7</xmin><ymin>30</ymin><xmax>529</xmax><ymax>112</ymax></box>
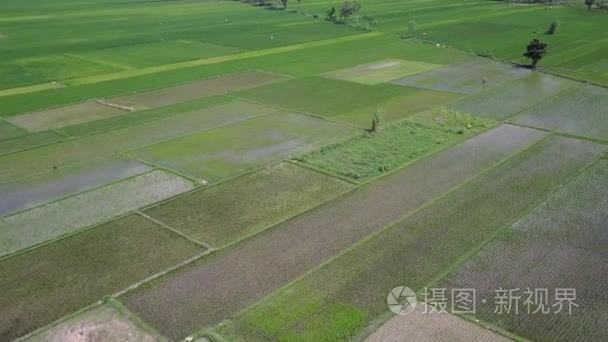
<box><xmin>122</xmin><ymin>124</ymin><xmax>547</xmax><ymax>340</ymax></box>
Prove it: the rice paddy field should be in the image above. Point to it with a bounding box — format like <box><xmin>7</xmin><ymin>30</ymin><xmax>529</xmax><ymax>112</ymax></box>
<box><xmin>0</xmin><ymin>0</ymin><xmax>606</xmax><ymax>341</ymax></box>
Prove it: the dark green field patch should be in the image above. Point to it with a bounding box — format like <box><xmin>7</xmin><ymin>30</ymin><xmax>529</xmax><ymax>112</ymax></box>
<box><xmin>299</xmin><ymin>108</ymin><xmax>494</xmax><ymax>182</ymax></box>
<box><xmin>0</xmin><ymin>214</ymin><xmax>202</xmax><ymax>341</ymax></box>
<box><xmin>0</xmin><ymin>54</ymin><xmax>123</xmax><ymax>90</ymax></box>
<box><xmin>220</xmin><ymin>136</ymin><xmax>605</xmax><ymax>342</ymax></box>
<box><xmin>126</xmin><ymin>111</ymin><xmax>358</xmax><ymax>182</ymax></box>
<box><xmin>145</xmin><ymin>162</ymin><xmax>353</xmax><ymax>248</ymax></box>
<box><xmin>234</xmin><ymin>77</ymin><xmax>406</xmax><ymax>117</ymax></box>
<box><xmin>76</xmin><ymin>40</ymin><xmax>242</xmax><ymax>68</ymax></box>
<box><xmin>449</xmin><ymin>73</ymin><xmax>579</xmax><ymax>120</ymax></box>
<box><xmin>512</xmin><ymin>84</ymin><xmax>608</xmax><ymax>141</ymax></box>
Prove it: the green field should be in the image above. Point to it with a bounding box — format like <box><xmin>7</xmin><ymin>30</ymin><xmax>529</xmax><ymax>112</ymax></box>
<box><xmin>0</xmin><ymin>0</ymin><xmax>606</xmax><ymax>340</ymax></box>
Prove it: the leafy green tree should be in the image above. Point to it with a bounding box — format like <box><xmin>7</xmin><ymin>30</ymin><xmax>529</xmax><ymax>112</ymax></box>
<box><xmin>280</xmin><ymin>0</ymin><xmax>288</xmax><ymax>9</ymax></box>
<box><xmin>523</xmin><ymin>39</ymin><xmax>549</xmax><ymax>68</ymax></box>
<box><xmin>326</xmin><ymin>6</ymin><xmax>337</xmax><ymax>22</ymax></box>
<box><xmin>340</xmin><ymin>1</ymin><xmax>362</xmax><ymax>26</ymax></box>
<box><xmin>585</xmin><ymin>0</ymin><xmax>595</xmax><ymax>10</ymax></box>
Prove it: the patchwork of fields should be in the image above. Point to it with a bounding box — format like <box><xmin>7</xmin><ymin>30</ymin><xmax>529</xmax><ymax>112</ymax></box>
<box><xmin>0</xmin><ymin>0</ymin><xmax>606</xmax><ymax>341</ymax></box>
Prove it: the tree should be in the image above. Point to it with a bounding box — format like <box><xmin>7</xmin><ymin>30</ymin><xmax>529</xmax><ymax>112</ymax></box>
<box><xmin>523</xmin><ymin>39</ymin><xmax>548</xmax><ymax>68</ymax></box>
<box><xmin>279</xmin><ymin>0</ymin><xmax>287</xmax><ymax>9</ymax></box>
<box><xmin>340</xmin><ymin>1</ymin><xmax>362</xmax><ymax>26</ymax></box>
<box><xmin>326</xmin><ymin>6</ymin><xmax>337</xmax><ymax>22</ymax></box>
<box><xmin>585</xmin><ymin>0</ymin><xmax>595</xmax><ymax>10</ymax></box>
<box><xmin>371</xmin><ymin>109</ymin><xmax>384</xmax><ymax>133</ymax></box>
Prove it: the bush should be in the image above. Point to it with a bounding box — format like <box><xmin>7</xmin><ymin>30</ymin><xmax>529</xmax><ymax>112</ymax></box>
<box><xmin>371</xmin><ymin>109</ymin><xmax>384</xmax><ymax>133</ymax></box>
<box><xmin>326</xmin><ymin>6</ymin><xmax>337</xmax><ymax>22</ymax></box>
<box><xmin>547</xmin><ymin>20</ymin><xmax>559</xmax><ymax>34</ymax></box>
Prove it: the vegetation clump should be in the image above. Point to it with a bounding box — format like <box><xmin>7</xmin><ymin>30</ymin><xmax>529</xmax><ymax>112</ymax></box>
<box><xmin>523</xmin><ymin>38</ymin><xmax>549</xmax><ymax>68</ymax></box>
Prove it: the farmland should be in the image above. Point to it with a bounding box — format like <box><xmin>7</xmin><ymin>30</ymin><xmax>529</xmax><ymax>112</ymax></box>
<box><xmin>0</xmin><ymin>0</ymin><xmax>606</xmax><ymax>341</ymax></box>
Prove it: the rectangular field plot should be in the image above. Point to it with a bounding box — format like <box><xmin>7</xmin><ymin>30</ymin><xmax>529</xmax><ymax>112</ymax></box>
<box><xmin>0</xmin><ymin>157</ymin><xmax>150</xmax><ymax>217</ymax></box>
<box><xmin>365</xmin><ymin>307</ymin><xmax>510</xmax><ymax>342</ymax></box>
<box><xmin>299</xmin><ymin>109</ymin><xmax>495</xmax><ymax>182</ymax></box>
<box><xmin>234</xmin><ymin>77</ymin><xmax>406</xmax><ymax>117</ymax></box>
<box><xmin>0</xmin><ymin>170</ymin><xmax>194</xmax><ymax>257</ymax></box>
<box><xmin>0</xmin><ymin>120</ymin><xmax>26</xmax><ymax>140</ymax></box>
<box><xmin>0</xmin><ymin>101</ymin><xmax>273</xmax><ymax>184</ymax></box>
<box><xmin>391</xmin><ymin>60</ymin><xmax>529</xmax><ymax>94</ymax></box>
<box><xmin>76</xmin><ymin>40</ymin><xmax>242</xmax><ymax>68</ymax></box>
<box><xmin>127</xmin><ymin>111</ymin><xmax>357</xmax><ymax>182</ymax></box>
<box><xmin>58</xmin><ymin>95</ymin><xmax>231</xmax><ymax>137</ymax></box>
<box><xmin>24</xmin><ymin>302</ymin><xmax>168</xmax><ymax>342</ymax></box>
<box><xmin>218</xmin><ymin>136</ymin><xmax>605</xmax><ymax>342</ymax></box>
<box><xmin>442</xmin><ymin>159</ymin><xmax>608</xmax><ymax>342</ymax></box>
<box><xmin>107</xmin><ymin>71</ymin><xmax>286</xmax><ymax>110</ymax></box>
<box><xmin>512</xmin><ymin>84</ymin><xmax>608</xmax><ymax>141</ymax></box>
<box><xmin>322</xmin><ymin>59</ymin><xmax>442</xmax><ymax>85</ymax></box>
<box><xmin>122</xmin><ymin>125</ymin><xmax>546</xmax><ymax>340</ymax></box>
<box><xmin>6</xmin><ymin>101</ymin><xmax>128</xmax><ymax>132</ymax></box>
<box><xmin>145</xmin><ymin>162</ymin><xmax>353</xmax><ymax>248</ymax></box>
<box><xmin>0</xmin><ymin>54</ymin><xmax>124</xmax><ymax>90</ymax></box>
<box><xmin>449</xmin><ymin>73</ymin><xmax>579</xmax><ymax>120</ymax></box>
<box><xmin>0</xmin><ymin>214</ymin><xmax>202</xmax><ymax>341</ymax></box>
<box><xmin>334</xmin><ymin>88</ymin><xmax>463</xmax><ymax>127</ymax></box>
<box><xmin>0</xmin><ymin>131</ymin><xmax>63</xmax><ymax>156</ymax></box>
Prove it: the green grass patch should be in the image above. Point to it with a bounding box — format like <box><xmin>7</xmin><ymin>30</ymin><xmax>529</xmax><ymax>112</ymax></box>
<box><xmin>234</xmin><ymin>76</ymin><xmax>406</xmax><ymax>117</ymax></box>
<box><xmin>0</xmin><ymin>54</ymin><xmax>123</xmax><ymax>90</ymax></box>
<box><xmin>297</xmin><ymin>108</ymin><xmax>494</xmax><ymax>182</ymax></box>
<box><xmin>127</xmin><ymin>111</ymin><xmax>358</xmax><ymax>182</ymax></box>
<box><xmin>323</xmin><ymin>59</ymin><xmax>443</xmax><ymax>85</ymax></box>
<box><xmin>220</xmin><ymin>136</ymin><xmax>605</xmax><ymax>342</ymax></box>
<box><xmin>145</xmin><ymin>162</ymin><xmax>353</xmax><ymax>248</ymax></box>
<box><xmin>512</xmin><ymin>84</ymin><xmax>608</xmax><ymax>141</ymax></box>
<box><xmin>0</xmin><ymin>214</ymin><xmax>202</xmax><ymax>341</ymax></box>
<box><xmin>334</xmin><ymin>88</ymin><xmax>463</xmax><ymax>127</ymax></box>
<box><xmin>76</xmin><ymin>40</ymin><xmax>242</xmax><ymax>68</ymax></box>
<box><xmin>0</xmin><ymin>170</ymin><xmax>194</xmax><ymax>257</ymax></box>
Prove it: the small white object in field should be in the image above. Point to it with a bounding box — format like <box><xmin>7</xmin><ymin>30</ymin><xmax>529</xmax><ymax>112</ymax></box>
<box><xmin>185</xmin><ymin>337</ymin><xmax>194</xmax><ymax>342</ymax></box>
<box><xmin>423</xmin><ymin>32</ymin><xmax>427</xmax><ymax>35</ymax></box>
<box><xmin>201</xmin><ymin>179</ymin><xmax>208</xmax><ymax>186</ymax></box>
<box><xmin>270</xmin><ymin>35</ymin><xmax>275</xmax><ymax>39</ymax></box>
<box><xmin>436</xmin><ymin>43</ymin><xmax>440</xmax><ymax>47</ymax></box>
<box><xmin>225</xmin><ymin>19</ymin><xmax>229</xmax><ymax>22</ymax></box>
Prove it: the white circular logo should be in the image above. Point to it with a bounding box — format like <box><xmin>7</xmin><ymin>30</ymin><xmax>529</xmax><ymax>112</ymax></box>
<box><xmin>387</xmin><ymin>286</ymin><xmax>417</xmax><ymax>315</ymax></box>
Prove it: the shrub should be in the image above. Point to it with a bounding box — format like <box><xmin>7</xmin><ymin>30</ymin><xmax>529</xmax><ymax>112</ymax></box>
<box><xmin>547</xmin><ymin>20</ymin><xmax>559</xmax><ymax>34</ymax></box>
<box><xmin>326</xmin><ymin>6</ymin><xmax>337</xmax><ymax>22</ymax></box>
<box><xmin>371</xmin><ymin>109</ymin><xmax>384</xmax><ymax>133</ymax></box>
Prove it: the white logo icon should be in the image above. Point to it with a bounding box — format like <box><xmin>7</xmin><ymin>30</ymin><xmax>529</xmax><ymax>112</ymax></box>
<box><xmin>387</xmin><ymin>286</ymin><xmax>417</xmax><ymax>315</ymax></box>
